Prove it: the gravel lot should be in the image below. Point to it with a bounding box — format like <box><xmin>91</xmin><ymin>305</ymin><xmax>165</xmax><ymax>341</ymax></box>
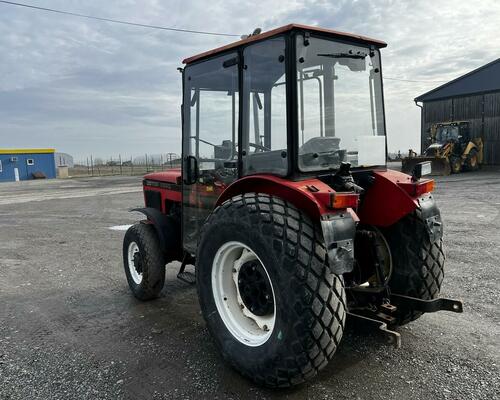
<box><xmin>1</xmin><ymin>171</ymin><xmax>499</xmax><ymax>400</ymax></box>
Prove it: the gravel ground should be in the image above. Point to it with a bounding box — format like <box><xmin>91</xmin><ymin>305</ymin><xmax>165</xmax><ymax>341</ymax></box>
<box><xmin>0</xmin><ymin>171</ymin><xmax>499</xmax><ymax>400</ymax></box>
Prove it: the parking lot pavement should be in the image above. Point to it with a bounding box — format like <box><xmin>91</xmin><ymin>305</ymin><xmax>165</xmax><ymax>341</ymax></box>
<box><xmin>0</xmin><ymin>171</ymin><xmax>499</xmax><ymax>400</ymax></box>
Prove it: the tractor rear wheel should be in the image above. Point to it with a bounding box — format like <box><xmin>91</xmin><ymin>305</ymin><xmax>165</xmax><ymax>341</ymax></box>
<box><xmin>197</xmin><ymin>193</ymin><xmax>346</xmax><ymax>387</ymax></box>
<box><xmin>383</xmin><ymin>208</ymin><xmax>445</xmax><ymax>326</ymax></box>
<box><xmin>123</xmin><ymin>223</ymin><xmax>166</xmax><ymax>300</ymax></box>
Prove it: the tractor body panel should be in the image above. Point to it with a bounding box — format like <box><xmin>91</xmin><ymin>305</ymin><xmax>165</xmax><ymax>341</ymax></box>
<box><xmin>143</xmin><ymin>173</ymin><xmax>182</xmax><ymax>214</ymax></box>
<box><xmin>144</xmin><ymin>169</ymin><xmax>181</xmax><ymax>184</ymax></box>
<box><xmin>215</xmin><ymin>174</ymin><xmax>359</xmax><ymax>219</ymax></box>
<box><xmin>357</xmin><ymin>169</ymin><xmax>431</xmax><ymax>227</ymax></box>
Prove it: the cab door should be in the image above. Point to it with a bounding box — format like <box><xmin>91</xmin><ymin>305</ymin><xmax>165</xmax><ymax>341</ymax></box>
<box><xmin>182</xmin><ymin>53</ymin><xmax>239</xmax><ymax>254</ymax></box>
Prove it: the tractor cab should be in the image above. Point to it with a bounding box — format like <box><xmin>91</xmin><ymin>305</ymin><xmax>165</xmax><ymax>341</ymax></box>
<box><xmin>181</xmin><ymin>24</ymin><xmax>388</xmax><ymax>252</ymax></box>
<box><xmin>432</xmin><ymin>121</ymin><xmax>470</xmax><ymax>145</ymax></box>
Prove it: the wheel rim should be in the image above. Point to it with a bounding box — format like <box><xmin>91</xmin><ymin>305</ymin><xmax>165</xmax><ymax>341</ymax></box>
<box><xmin>212</xmin><ymin>241</ymin><xmax>276</xmax><ymax>347</ymax></box>
<box><xmin>368</xmin><ymin>227</ymin><xmax>393</xmax><ymax>286</ymax></box>
<box><xmin>127</xmin><ymin>241</ymin><xmax>143</xmax><ymax>284</ymax></box>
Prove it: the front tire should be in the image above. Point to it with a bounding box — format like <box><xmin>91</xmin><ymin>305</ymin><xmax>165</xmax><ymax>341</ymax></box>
<box><xmin>197</xmin><ymin>193</ymin><xmax>346</xmax><ymax>387</ymax></box>
<box><xmin>123</xmin><ymin>223</ymin><xmax>166</xmax><ymax>300</ymax></box>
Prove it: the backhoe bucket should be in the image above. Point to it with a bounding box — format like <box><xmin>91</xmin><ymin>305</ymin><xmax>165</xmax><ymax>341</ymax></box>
<box><xmin>401</xmin><ymin>156</ymin><xmax>451</xmax><ymax>176</ymax></box>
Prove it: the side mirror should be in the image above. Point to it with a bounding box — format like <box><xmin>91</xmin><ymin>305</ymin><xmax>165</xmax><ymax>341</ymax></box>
<box><xmin>412</xmin><ymin>161</ymin><xmax>432</xmax><ymax>181</ymax></box>
<box><xmin>183</xmin><ymin>155</ymin><xmax>198</xmax><ymax>185</ymax></box>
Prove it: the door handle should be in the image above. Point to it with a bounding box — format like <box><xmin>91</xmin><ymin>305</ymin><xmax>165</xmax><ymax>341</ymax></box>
<box><xmin>184</xmin><ymin>155</ymin><xmax>198</xmax><ymax>185</ymax></box>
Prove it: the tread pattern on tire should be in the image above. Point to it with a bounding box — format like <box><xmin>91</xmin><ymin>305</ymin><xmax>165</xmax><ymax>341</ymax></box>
<box><xmin>385</xmin><ymin>207</ymin><xmax>445</xmax><ymax>325</ymax></box>
<box><xmin>197</xmin><ymin>192</ymin><xmax>346</xmax><ymax>387</ymax></box>
<box><xmin>123</xmin><ymin>223</ymin><xmax>165</xmax><ymax>300</ymax></box>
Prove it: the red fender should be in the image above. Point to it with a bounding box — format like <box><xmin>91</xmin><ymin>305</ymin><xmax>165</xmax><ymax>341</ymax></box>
<box><xmin>215</xmin><ymin>174</ymin><xmax>358</xmax><ymax>221</ymax></box>
<box><xmin>357</xmin><ymin>169</ymin><xmax>432</xmax><ymax>227</ymax></box>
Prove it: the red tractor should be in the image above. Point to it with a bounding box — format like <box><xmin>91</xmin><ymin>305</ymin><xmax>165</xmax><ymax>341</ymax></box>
<box><xmin>123</xmin><ymin>24</ymin><xmax>462</xmax><ymax>387</ymax></box>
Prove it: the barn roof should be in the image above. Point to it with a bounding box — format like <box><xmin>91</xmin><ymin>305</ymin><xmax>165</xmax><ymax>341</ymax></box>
<box><xmin>415</xmin><ymin>58</ymin><xmax>500</xmax><ymax>102</ymax></box>
<box><xmin>183</xmin><ymin>24</ymin><xmax>387</xmax><ymax>64</ymax></box>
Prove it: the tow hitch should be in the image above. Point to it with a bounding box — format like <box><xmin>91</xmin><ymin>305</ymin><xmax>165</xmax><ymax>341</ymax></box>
<box><xmin>391</xmin><ymin>294</ymin><xmax>463</xmax><ymax>313</ymax></box>
<box><xmin>347</xmin><ymin>289</ymin><xmax>463</xmax><ymax>348</ymax></box>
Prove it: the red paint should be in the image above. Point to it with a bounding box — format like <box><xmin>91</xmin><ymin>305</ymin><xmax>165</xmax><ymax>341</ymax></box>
<box><xmin>143</xmin><ymin>170</ymin><xmax>182</xmax><ymax>213</ymax></box>
<box><xmin>142</xmin><ymin>185</ymin><xmax>182</xmax><ymax>213</ymax></box>
<box><xmin>357</xmin><ymin>170</ymin><xmax>434</xmax><ymax>227</ymax></box>
<box><xmin>141</xmin><ymin>168</ymin><xmax>435</xmax><ymax>228</ymax></box>
<box><xmin>183</xmin><ymin>24</ymin><xmax>387</xmax><ymax>64</ymax></box>
<box><xmin>216</xmin><ymin>174</ymin><xmax>359</xmax><ymax>220</ymax></box>
<box><xmin>144</xmin><ymin>169</ymin><xmax>181</xmax><ymax>185</ymax></box>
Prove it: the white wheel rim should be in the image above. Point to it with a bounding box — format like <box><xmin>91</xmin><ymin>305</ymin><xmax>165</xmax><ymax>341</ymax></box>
<box><xmin>375</xmin><ymin>227</ymin><xmax>393</xmax><ymax>283</ymax></box>
<box><xmin>127</xmin><ymin>241</ymin><xmax>142</xmax><ymax>284</ymax></box>
<box><xmin>212</xmin><ymin>241</ymin><xmax>276</xmax><ymax>347</ymax></box>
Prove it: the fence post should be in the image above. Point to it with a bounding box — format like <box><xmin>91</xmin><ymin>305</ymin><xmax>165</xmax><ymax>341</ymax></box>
<box><xmin>90</xmin><ymin>155</ymin><xmax>94</xmax><ymax>176</ymax></box>
<box><xmin>119</xmin><ymin>154</ymin><xmax>122</xmax><ymax>175</ymax></box>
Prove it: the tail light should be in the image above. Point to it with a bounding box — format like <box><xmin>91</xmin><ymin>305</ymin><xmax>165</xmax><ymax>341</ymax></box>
<box><xmin>399</xmin><ymin>179</ymin><xmax>435</xmax><ymax>197</ymax></box>
<box><xmin>310</xmin><ymin>190</ymin><xmax>359</xmax><ymax>210</ymax></box>
<box><xmin>330</xmin><ymin>192</ymin><xmax>359</xmax><ymax>209</ymax></box>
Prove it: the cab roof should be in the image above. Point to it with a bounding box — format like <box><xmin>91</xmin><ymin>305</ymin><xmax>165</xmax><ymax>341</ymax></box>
<box><xmin>183</xmin><ymin>23</ymin><xmax>387</xmax><ymax>65</ymax></box>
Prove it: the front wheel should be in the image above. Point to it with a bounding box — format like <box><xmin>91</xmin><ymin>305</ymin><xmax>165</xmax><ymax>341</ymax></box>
<box><xmin>197</xmin><ymin>193</ymin><xmax>346</xmax><ymax>387</ymax></box>
<box><xmin>123</xmin><ymin>223</ymin><xmax>166</xmax><ymax>300</ymax></box>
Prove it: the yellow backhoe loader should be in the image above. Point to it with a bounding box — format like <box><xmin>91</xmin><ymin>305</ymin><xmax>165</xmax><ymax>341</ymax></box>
<box><xmin>402</xmin><ymin>121</ymin><xmax>483</xmax><ymax>175</ymax></box>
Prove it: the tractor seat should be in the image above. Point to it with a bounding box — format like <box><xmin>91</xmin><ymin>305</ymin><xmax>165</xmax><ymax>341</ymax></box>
<box><xmin>245</xmin><ymin>149</ymin><xmax>288</xmax><ymax>174</ymax></box>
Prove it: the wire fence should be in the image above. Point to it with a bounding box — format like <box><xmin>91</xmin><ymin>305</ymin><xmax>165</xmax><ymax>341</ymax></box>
<box><xmin>70</xmin><ymin>154</ymin><xmax>181</xmax><ymax>177</ymax></box>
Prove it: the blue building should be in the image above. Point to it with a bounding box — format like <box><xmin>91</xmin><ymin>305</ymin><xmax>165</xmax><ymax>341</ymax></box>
<box><xmin>0</xmin><ymin>149</ymin><xmax>57</xmax><ymax>182</ymax></box>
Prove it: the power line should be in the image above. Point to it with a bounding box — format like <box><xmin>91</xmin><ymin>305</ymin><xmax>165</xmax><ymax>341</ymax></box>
<box><xmin>0</xmin><ymin>1</ymin><xmax>454</xmax><ymax>83</ymax></box>
<box><xmin>384</xmin><ymin>76</ymin><xmax>448</xmax><ymax>84</ymax></box>
<box><xmin>0</xmin><ymin>0</ymin><xmax>240</xmax><ymax>37</ymax></box>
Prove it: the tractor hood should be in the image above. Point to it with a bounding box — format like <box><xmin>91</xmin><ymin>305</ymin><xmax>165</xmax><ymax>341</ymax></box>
<box><xmin>144</xmin><ymin>169</ymin><xmax>181</xmax><ymax>185</ymax></box>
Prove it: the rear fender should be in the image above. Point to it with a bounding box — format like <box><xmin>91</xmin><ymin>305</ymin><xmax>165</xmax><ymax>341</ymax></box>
<box><xmin>215</xmin><ymin>175</ymin><xmax>358</xmax><ymax>274</ymax></box>
<box><xmin>131</xmin><ymin>207</ymin><xmax>181</xmax><ymax>261</ymax></box>
<box><xmin>418</xmin><ymin>194</ymin><xmax>443</xmax><ymax>242</ymax></box>
<box><xmin>358</xmin><ymin>170</ymin><xmax>424</xmax><ymax>227</ymax></box>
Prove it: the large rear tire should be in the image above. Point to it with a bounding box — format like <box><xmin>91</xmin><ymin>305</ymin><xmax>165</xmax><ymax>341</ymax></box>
<box><xmin>383</xmin><ymin>208</ymin><xmax>445</xmax><ymax>326</ymax></box>
<box><xmin>123</xmin><ymin>223</ymin><xmax>166</xmax><ymax>300</ymax></box>
<box><xmin>197</xmin><ymin>193</ymin><xmax>346</xmax><ymax>387</ymax></box>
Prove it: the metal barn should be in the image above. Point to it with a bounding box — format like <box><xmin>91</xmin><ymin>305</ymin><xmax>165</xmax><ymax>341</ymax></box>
<box><xmin>0</xmin><ymin>148</ymin><xmax>57</xmax><ymax>182</ymax></box>
<box><xmin>415</xmin><ymin>58</ymin><xmax>500</xmax><ymax>164</ymax></box>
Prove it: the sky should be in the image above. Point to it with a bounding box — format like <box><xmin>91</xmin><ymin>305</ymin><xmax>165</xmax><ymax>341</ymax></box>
<box><xmin>1</xmin><ymin>0</ymin><xmax>499</xmax><ymax>162</ymax></box>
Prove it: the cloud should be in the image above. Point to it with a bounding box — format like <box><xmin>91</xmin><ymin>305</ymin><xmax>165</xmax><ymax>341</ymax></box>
<box><xmin>0</xmin><ymin>0</ymin><xmax>499</xmax><ymax>160</ymax></box>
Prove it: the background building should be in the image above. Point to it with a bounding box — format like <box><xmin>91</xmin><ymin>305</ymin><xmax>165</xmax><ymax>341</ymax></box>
<box><xmin>0</xmin><ymin>148</ymin><xmax>56</xmax><ymax>182</ymax></box>
<box><xmin>415</xmin><ymin>58</ymin><xmax>500</xmax><ymax>164</ymax></box>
